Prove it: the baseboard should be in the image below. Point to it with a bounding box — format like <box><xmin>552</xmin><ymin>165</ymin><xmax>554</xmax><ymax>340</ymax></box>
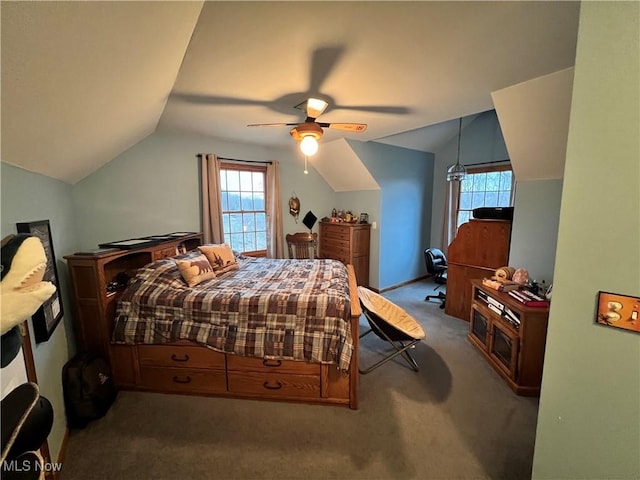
<box><xmin>378</xmin><ymin>275</ymin><xmax>429</xmax><ymax>293</ymax></box>
<box><xmin>55</xmin><ymin>428</ymin><xmax>69</xmax><ymax>479</ymax></box>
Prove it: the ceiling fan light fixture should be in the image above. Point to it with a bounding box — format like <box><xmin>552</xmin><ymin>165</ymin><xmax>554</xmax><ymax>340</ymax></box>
<box><xmin>290</xmin><ymin>122</ymin><xmax>323</xmax><ymax>140</ymax></box>
<box><xmin>291</xmin><ymin>122</ymin><xmax>322</xmax><ymax>156</ymax></box>
<box><xmin>446</xmin><ymin>117</ymin><xmax>467</xmax><ymax>182</ymax></box>
<box><xmin>299</xmin><ymin>135</ymin><xmax>319</xmax><ymax>156</ymax></box>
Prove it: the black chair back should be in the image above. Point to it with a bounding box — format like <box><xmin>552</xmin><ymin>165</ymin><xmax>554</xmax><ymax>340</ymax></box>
<box><xmin>425</xmin><ymin>248</ymin><xmax>447</xmax><ymax>276</ymax></box>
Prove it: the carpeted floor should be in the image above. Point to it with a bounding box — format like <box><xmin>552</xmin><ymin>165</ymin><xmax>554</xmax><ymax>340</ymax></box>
<box><xmin>60</xmin><ymin>279</ymin><xmax>539</xmax><ymax>479</ymax></box>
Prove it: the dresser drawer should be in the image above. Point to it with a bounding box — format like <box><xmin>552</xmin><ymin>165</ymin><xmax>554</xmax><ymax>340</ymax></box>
<box><xmin>321</xmin><ymin>243</ymin><xmax>349</xmax><ymax>256</ymax></box>
<box><xmin>138</xmin><ymin>345</ymin><xmax>226</xmax><ymax>369</ymax></box>
<box><xmin>321</xmin><ymin>250</ymin><xmax>349</xmax><ymax>265</ymax></box>
<box><xmin>228</xmin><ymin>371</ymin><xmax>321</xmax><ymax>399</ymax></box>
<box><xmin>321</xmin><ymin>226</ymin><xmax>351</xmax><ymax>241</ymax></box>
<box><xmin>140</xmin><ymin>366</ymin><xmax>227</xmax><ymax>394</ymax></box>
<box><xmin>322</xmin><ymin>237</ymin><xmax>351</xmax><ymax>251</ymax></box>
<box><xmin>227</xmin><ymin>355</ymin><xmax>321</xmax><ymax>375</ymax></box>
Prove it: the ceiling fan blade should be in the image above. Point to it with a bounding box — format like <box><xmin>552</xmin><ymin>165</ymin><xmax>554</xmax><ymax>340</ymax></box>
<box><xmin>320</xmin><ymin>123</ymin><xmax>368</xmax><ymax>133</ymax></box>
<box><xmin>333</xmin><ymin>105</ymin><xmax>412</xmax><ymax>115</ymax></box>
<box><xmin>308</xmin><ymin>46</ymin><xmax>345</xmax><ymax>95</ymax></box>
<box><xmin>247</xmin><ymin>123</ymin><xmax>300</xmax><ymax>127</ymax></box>
<box><xmin>171</xmin><ymin>92</ymin><xmax>270</xmax><ymax>107</ymax></box>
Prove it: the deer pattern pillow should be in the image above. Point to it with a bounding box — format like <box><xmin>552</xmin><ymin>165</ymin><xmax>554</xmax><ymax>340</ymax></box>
<box><xmin>176</xmin><ymin>254</ymin><xmax>216</xmax><ymax>287</ymax></box>
<box><xmin>198</xmin><ymin>244</ymin><xmax>240</xmax><ymax>274</ymax></box>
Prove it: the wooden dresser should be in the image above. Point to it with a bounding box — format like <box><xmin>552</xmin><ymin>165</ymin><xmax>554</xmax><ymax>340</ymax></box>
<box><xmin>445</xmin><ymin>219</ymin><xmax>511</xmax><ymax>321</ymax></box>
<box><xmin>319</xmin><ymin>222</ymin><xmax>371</xmax><ymax>287</ymax></box>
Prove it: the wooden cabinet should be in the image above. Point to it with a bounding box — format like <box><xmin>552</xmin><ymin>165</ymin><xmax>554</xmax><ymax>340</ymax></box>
<box><xmin>445</xmin><ymin>219</ymin><xmax>511</xmax><ymax>321</ymax></box>
<box><xmin>468</xmin><ymin>280</ymin><xmax>549</xmax><ymax>396</ymax></box>
<box><xmin>319</xmin><ymin>222</ymin><xmax>371</xmax><ymax>287</ymax></box>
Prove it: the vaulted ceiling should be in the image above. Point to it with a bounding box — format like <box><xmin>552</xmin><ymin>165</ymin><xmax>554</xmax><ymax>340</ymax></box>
<box><xmin>1</xmin><ymin>1</ymin><xmax>581</xmax><ymax>184</ymax></box>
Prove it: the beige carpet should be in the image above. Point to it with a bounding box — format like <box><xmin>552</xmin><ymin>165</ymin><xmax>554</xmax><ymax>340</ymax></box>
<box><xmin>60</xmin><ymin>279</ymin><xmax>539</xmax><ymax>479</ymax></box>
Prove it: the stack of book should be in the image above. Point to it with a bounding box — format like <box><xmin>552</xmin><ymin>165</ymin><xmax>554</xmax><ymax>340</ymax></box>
<box><xmin>503</xmin><ymin>306</ymin><xmax>521</xmax><ymax>328</ymax></box>
<box><xmin>508</xmin><ymin>289</ymin><xmax>550</xmax><ymax>307</ymax></box>
<box><xmin>477</xmin><ymin>289</ymin><xmax>505</xmax><ymax>315</ymax></box>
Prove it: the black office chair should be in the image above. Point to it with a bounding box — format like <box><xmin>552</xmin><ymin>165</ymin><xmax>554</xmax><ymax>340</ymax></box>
<box><xmin>424</xmin><ymin>248</ymin><xmax>447</xmax><ymax>309</ymax></box>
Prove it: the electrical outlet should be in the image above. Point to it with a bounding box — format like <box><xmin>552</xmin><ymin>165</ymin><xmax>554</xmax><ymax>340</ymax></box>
<box><xmin>372</xmin><ymin>221</ymin><xmax>377</xmax><ymax>229</ymax></box>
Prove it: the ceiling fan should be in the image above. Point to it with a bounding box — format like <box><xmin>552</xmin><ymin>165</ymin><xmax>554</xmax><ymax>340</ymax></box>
<box><xmin>247</xmin><ymin>97</ymin><xmax>367</xmax><ymax>156</ymax></box>
<box><xmin>170</xmin><ymin>46</ymin><xmax>409</xmax><ymax>156</ymax></box>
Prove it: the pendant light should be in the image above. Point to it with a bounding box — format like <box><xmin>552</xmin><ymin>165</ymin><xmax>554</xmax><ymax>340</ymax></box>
<box><xmin>446</xmin><ymin>117</ymin><xmax>467</xmax><ymax>182</ymax></box>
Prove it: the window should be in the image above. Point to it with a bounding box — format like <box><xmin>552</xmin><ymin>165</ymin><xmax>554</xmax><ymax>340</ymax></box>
<box><xmin>220</xmin><ymin>164</ymin><xmax>267</xmax><ymax>255</ymax></box>
<box><xmin>457</xmin><ymin>165</ymin><xmax>513</xmax><ymax>228</ymax></box>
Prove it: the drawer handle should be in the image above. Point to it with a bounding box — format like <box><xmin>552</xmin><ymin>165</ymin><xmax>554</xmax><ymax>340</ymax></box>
<box><xmin>263</xmin><ymin>381</ymin><xmax>283</xmax><ymax>390</ymax></box>
<box><xmin>172</xmin><ymin>375</ymin><xmax>192</xmax><ymax>384</ymax></box>
<box><xmin>171</xmin><ymin>354</ymin><xmax>190</xmax><ymax>362</ymax></box>
<box><xmin>262</xmin><ymin>359</ymin><xmax>282</xmax><ymax>367</ymax></box>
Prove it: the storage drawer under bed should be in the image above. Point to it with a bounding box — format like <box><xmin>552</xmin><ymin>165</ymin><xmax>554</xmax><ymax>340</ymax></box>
<box><xmin>137</xmin><ymin>344</ymin><xmax>226</xmax><ymax>369</ymax></box>
<box><xmin>227</xmin><ymin>371</ymin><xmax>321</xmax><ymax>399</ymax></box>
<box><xmin>226</xmin><ymin>354</ymin><xmax>321</xmax><ymax>375</ymax></box>
<box><xmin>140</xmin><ymin>366</ymin><xmax>227</xmax><ymax>394</ymax></box>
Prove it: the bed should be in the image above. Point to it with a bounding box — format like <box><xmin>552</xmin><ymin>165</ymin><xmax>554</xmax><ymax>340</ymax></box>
<box><xmin>105</xmin><ymin>251</ymin><xmax>361</xmax><ymax>408</ymax></box>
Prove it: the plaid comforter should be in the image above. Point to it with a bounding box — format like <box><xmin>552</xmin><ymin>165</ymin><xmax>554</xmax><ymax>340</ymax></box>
<box><xmin>112</xmin><ymin>253</ymin><xmax>353</xmax><ymax>370</ymax></box>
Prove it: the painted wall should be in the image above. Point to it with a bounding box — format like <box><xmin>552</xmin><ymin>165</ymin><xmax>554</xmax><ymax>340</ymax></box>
<box><xmin>532</xmin><ymin>2</ymin><xmax>640</xmax><ymax>478</ymax></box>
<box><xmin>0</xmin><ymin>163</ymin><xmax>79</xmax><ymax>464</ymax></box>
<box><xmin>348</xmin><ymin>140</ymin><xmax>434</xmax><ymax>290</ymax></box>
<box><xmin>72</xmin><ymin>131</ymin><xmax>336</xmax><ymax>251</ymax></box>
<box><xmin>508</xmin><ymin>179</ymin><xmax>563</xmax><ymax>285</ymax></box>
<box><xmin>430</xmin><ymin>110</ymin><xmax>509</xmax><ymax>249</ymax></box>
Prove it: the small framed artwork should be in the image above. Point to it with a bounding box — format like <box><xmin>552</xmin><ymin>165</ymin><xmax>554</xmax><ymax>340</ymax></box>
<box><xmin>595</xmin><ymin>291</ymin><xmax>640</xmax><ymax>334</ymax></box>
<box><xmin>16</xmin><ymin>220</ymin><xmax>64</xmax><ymax>343</ymax></box>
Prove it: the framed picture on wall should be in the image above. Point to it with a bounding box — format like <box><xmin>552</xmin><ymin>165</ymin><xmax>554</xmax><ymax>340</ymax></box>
<box><xmin>16</xmin><ymin>220</ymin><xmax>64</xmax><ymax>343</ymax></box>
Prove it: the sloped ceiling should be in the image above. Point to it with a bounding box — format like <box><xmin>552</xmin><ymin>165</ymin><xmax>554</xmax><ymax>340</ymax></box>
<box><xmin>1</xmin><ymin>1</ymin><xmax>203</xmax><ymax>183</ymax></box>
<box><xmin>309</xmin><ymin>139</ymin><xmax>379</xmax><ymax>192</ymax></box>
<box><xmin>1</xmin><ymin>1</ymin><xmax>580</xmax><ymax>185</ymax></box>
<box><xmin>492</xmin><ymin>68</ymin><xmax>574</xmax><ymax>181</ymax></box>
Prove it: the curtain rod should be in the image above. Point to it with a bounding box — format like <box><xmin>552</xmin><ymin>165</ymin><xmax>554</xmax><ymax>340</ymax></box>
<box><xmin>196</xmin><ymin>154</ymin><xmax>272</xmax><ymax>165</ymax></box>
<box><xmin>462</xmin><ymin>159</ymin><xmax>510</xmax><ymax>167</ymax></box>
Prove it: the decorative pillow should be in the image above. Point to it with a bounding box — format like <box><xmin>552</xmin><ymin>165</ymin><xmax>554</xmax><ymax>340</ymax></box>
<box><xmin>198</xmin><ymin>244</ymin><xmax>240</xmax><ymax>274</ymax></box>
<box><xmin>175</xmin><ymin>254</ymin><xmax>216</xmax><ymax>287</ymax></box>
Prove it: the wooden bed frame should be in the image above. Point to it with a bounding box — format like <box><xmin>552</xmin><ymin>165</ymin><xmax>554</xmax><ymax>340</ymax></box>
<box><xmin>64</xmin><ymin>234</ymin><xmax>361</xmax><ymax>409</ymax></box>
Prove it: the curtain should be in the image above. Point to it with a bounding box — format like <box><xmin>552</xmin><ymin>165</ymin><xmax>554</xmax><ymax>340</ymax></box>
<box><xmin>441</xmin><ymin>179</ymin><xmax>461</xmax><ymax>256</ymax></box>
<box><xmin>200</xmin><ymin>154</ymin><xmax>224</xmax><ymax>244</ymax></box>
<box><xmin>266</xmin><ymin>160</ymin><xmax>284</xmax><ymax>258</ymax></box>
